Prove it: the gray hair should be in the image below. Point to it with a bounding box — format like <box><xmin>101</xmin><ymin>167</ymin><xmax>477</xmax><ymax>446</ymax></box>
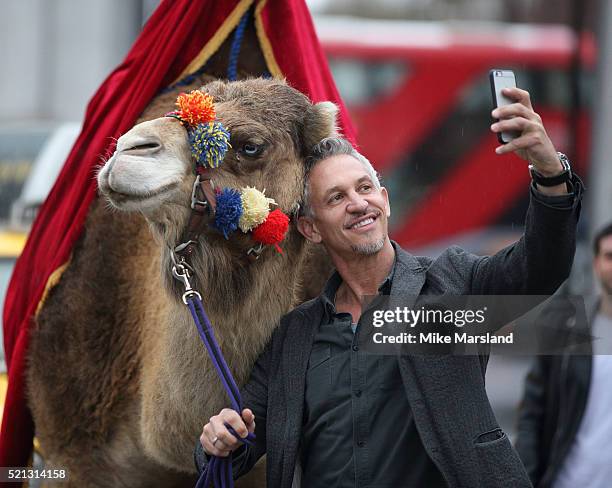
<box><xmin>301</xmin><ymin>137</ymin><xmax>381</xmax><ymax>217</ymax></box>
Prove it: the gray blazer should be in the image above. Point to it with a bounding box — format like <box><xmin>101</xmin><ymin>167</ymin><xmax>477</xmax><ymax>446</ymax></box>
<box><xmin>196</xmin><ymin>184</ymin><xmax>581</xmax><ymax>487</ymax></box>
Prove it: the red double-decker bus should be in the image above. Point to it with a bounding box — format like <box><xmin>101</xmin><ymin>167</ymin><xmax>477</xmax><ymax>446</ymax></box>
<box><xmin>317</xmin><ymin>17</ymin><xmax>595</xmax><ymax>252</ymax></box>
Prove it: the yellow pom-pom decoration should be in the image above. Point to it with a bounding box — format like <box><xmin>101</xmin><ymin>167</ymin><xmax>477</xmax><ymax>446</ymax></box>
<box><xmin>239</xmin><ymin>187</ymin><xmax>276</xmax><ymax>232</ymax></box>
<box><xmin>176</xmin><ymin>90</ymin><xmax>216</xmax><ymax>126</ymax></box>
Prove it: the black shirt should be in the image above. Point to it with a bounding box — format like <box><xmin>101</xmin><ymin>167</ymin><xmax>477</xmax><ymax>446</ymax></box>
<box><xmin>301</xmin><ymin>265</ymin><xmax>447</xmax><ymax>488</ymax></box>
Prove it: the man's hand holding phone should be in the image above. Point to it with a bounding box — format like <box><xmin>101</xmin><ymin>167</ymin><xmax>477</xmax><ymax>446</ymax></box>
<box><xmin>489</xmin><ymin>70</ymin><xmax>569</xmax><ymax>195</ymax></box>
<box><xmin>490</xmin><ymin>86</ymin><xmax>562</xmax><ymax>177</ymax></box>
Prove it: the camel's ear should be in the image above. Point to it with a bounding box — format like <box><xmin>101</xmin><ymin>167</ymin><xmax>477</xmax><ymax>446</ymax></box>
<box><xmin>303</xmin><ymin>101</ymin><xmax>339</xmax><ymax>150</ymax></box>
<box><xmin>199</xmin><ymin>80</ymin><xmax>227</xmax><ymax>99</ymax></box>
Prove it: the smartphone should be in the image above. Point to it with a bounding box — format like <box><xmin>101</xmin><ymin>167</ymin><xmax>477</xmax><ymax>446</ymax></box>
<box><xmin>489</xmin><ymin>69</ymin><xmax>520</xmax><ymax>144</ymax></box>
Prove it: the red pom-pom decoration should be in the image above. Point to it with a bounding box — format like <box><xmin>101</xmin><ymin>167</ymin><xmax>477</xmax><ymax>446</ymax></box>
<box><xmin>252</xmin><ymin>209</ymin><xmax>290</xmax><ymax>253</ymax></box>
<box><xmin>175</xmin><ymin>90</ymin><xmax>216</xmax><ymax>126</ymax></box>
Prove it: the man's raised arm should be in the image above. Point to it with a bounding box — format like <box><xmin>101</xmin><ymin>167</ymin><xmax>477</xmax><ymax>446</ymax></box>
<box><xmin>471</xmin><ymin>86</ymin><xmax>583</xmax><ymax>295</ymax></box>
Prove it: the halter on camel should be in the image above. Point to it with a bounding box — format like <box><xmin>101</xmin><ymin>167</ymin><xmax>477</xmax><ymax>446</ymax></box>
<box><xmin>165</xmin><ymin>90</ymin><xmax>291</xmax><ymax>488</ymax></box>
<box><xmin>167</xmin><ymin>90</ymin><xmax>289</xmax><ymax>266</ymax></box>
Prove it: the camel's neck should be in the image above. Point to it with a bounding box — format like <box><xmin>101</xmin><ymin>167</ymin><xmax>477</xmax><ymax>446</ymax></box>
<box><xmin>155</xmin><ymin>227</ymin><xmax>306</xmax><ymax>382</ymax></box>
<box><xmin>162</xmin><ymin>235</ymin><xmax>304</xmax><ymax>315</ymax></box>
<box><xmin>138</xmin><ymin>227</ymin><xmax>307</xmax><ymax>460</ymax></box>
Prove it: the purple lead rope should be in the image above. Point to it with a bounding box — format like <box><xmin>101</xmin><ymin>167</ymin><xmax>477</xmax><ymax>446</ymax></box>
<box><xmin>186</xmin><ymin>295</ymin><xmax>256</xmax><ymax>488</ymax></box>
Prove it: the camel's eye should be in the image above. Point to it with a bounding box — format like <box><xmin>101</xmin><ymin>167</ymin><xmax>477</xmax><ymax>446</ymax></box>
<box><xmin>239</xmin><ymin>143</ymin><xmax>264</xmax><ymax>158</ymax></box>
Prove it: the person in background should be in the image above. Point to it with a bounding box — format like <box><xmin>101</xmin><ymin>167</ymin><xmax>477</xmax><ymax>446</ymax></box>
<box><xmin>516</xmin><ymin>222</ymin><xmax>612</xmax><ymax>488</ymax></box>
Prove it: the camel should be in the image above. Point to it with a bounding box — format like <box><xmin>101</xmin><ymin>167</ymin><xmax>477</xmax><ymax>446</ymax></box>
<box><xmin>26</xmin><ymin>67</ymin><xmax>337</xmax><ymax>488</ymax></box>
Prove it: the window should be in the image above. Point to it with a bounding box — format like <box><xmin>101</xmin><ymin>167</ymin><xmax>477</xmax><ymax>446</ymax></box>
<box><xmin>327</xmin><ymin>57</ymin><xmax>408</xmax><ymax>106</ymax></box>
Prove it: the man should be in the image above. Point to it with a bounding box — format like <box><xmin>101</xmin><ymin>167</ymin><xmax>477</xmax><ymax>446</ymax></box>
<box><xmin>515</xmin><ymin>223</ymin><xmax>612</xmax><ymax>488</ymax></box>
<box><xmin>195</xmin><ymin>87</ymin><xmax>583</xmax><ymax>487</ymax></box>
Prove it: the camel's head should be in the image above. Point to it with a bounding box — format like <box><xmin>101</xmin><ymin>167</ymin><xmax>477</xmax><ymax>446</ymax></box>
<box><xmin>98</xmin><ymin>78</ymin><xmax>338</xmax><ymax>252</ymax></box>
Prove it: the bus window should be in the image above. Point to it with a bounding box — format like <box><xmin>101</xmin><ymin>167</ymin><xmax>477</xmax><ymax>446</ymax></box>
<box><xmin>327</xmin><ymin>57</ymin><xmax>408</xmax><ymax>106</ymax></box>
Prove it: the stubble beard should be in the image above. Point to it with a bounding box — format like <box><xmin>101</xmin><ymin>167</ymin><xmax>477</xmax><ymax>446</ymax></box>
<box><xmin>351</xmin><ymin>236</ymin><xmax>386</xmax><ymax>255</ymax></box>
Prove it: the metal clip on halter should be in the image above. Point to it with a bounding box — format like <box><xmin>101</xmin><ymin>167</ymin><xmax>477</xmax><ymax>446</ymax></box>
<box><xmin>171</xmin><ymin>249</ymin><xmax>202</xmax><ymax>304</ymax></box>
<box><xmin>174</xmin><ymin>240</ymin><xmax>197</xmax><ymax>256</ymax></box>
<box><xmin>191</xmin><ymin>174</ymin><xmax>209</xmax><ymax>210</ymax></box>
<box><xmin>172</xmin><ymin>264</ymin><xmax>203</xmax><ymax>305</ymax></box>
<box><xmin>246</xmin><ymin>243</ymin><xmax>265</xmax><ymax>261</ymax></box>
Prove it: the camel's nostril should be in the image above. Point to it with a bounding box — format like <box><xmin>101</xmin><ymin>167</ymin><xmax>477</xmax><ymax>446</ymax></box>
<box><xmin>125</xmin><ymin>142</ymin><xmax>161</xmax><ymax>153</ymax></box>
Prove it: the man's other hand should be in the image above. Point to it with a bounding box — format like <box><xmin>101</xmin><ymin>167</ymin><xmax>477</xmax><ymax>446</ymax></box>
<box><xmin>200</xmin><ymin>408</ymin><xmax>255</xmax><ymax>457</ymax></box>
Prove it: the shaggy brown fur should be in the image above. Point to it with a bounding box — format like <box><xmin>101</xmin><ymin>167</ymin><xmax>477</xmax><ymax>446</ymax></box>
<box><xmin>28</xmin><ymin>24</ymin><xmax>336</xmax><ymax>487</ymax></box>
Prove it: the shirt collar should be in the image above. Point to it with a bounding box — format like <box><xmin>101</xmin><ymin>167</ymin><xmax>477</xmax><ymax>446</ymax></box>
<box><xmin>320</xmin><ymin>245</ymin><xmax>398</xmax><ymax>317</ymax></box>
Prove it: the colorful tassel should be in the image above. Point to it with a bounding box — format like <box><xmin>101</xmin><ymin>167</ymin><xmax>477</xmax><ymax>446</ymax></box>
<box><xmin>165</xmin><ymin>91</ymin><xmax>231</xmax><ymax>169</ymax></box>
<box><xmin>252</xmin><ymin>209</ymin><xmax>290</xmax><ymax>253</ymax></box>
<box><xmin>176</xmin><ymin>90</ymin><xmax>216</xmax><ymax>126</ymax></box>
<box><xmin>239</xmin><ymin>187</ymin><xmax>276</xmax><ymax>232</ymax></box>
<box><xmin>189</xmin><ymin>121</ymin><xmax>231</xmax><ymax>169</ymax></box>
<box><xmin>213</xmin><ymin>188</ymin><xmax>243</xmax><ymax>239</ymax></box>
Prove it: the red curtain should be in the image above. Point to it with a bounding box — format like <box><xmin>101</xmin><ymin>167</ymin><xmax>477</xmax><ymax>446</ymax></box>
<box><xmin>1</xmin><ymin>0</ymin><xmax>355</xmax><ymax>473</ymax></box>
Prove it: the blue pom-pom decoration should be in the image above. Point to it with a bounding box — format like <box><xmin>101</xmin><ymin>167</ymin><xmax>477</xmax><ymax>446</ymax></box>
<box><xmin>189</xmin><ymin>121</ymin><xmax>231</xmax><ymax>168</ymax></box>
<box><xmin>213</xmin><ymin>188</ymin><xmax>243</xmax><ymax>239</ymax></box>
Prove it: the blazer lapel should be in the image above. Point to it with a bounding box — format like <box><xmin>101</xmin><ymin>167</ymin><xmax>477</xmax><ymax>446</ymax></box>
<box><xmin>280</xmin><ymin>300</ymin><xmax>323</xmax><ymax>485</ymax></box>
<box><xmin>283</xmin><ymin>308</ymin><xmax>320</xmax><ymax>410</ymax></box>
<box><xmin>390</xmin><ymin>246</ymin><xmax>427</xmax><ymax>298</ymax></box>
